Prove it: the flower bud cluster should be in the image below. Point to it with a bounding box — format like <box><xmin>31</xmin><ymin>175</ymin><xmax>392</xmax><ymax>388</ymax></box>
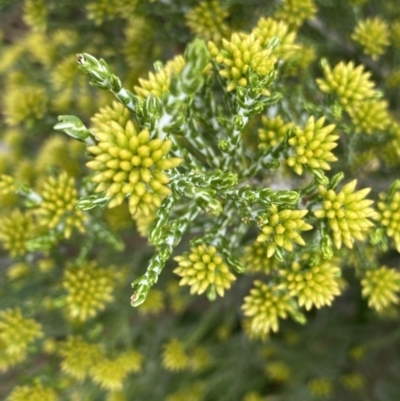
<box><xmin>173</xmin><ymin>244</ymin><xmax>236</xmax><ymax>298</ymax></box>
<box><xmin>286</xmin><ymin>116</ymin><xmax>338</xmax><ymax>175</ymax></box>
<box><xmin>258</xmin><ymin>115</ymin><xmax>293</xmax><ymax>148</ymax></box>
<box><xmin>314</xmin><ymin>180</ymin><xmax>376</xmax><ymax>249</ymax></box>
<box><xmin>242</xmin><ymin>280</ymin><xmax>295</xmax><ymax>335</ymax></box>
<box><xmin>208</xmin><ymin>33</ymin><xmax>276</xmax><ymax>92</ymax></box>
<box><xmin>6</xmin><ymin>383</ymin><xmax>57</xmax><ymax>401</ymax></box>
<box><xmin>242</xmin><ymin>242</ymin><xmax>277</xmax><ymax>274</ymax></box>
<box><xmin>87</xmin><ymin>102</ymin><xmax>182</xmax><ymax>216</ymax></box>
<box><xmin>279</xmin><ymin>257</ymin><xmax>342</xmax><ymax>310</ymax></box>
<box><xmin>35</xmin><ymin>172</ymin><xmax>86</xmax><ymax>238</ymax></box>
<box><xmin>62</xmin><ymin>262</ymin><xmax>115</xmax><ymax>321</ymax></box>
<box><xmin>274</xmin><ymin>0</ymin><xmax>317</xmax><ymax>28</ymax></box>
<box><xmin>351</xmin><ymin>17</ymin><xmax>390</xmax><ymax>60</ymax></box>
<box><xmin>0</xmin><ymin>308</ymin><xmax>43</xmax><ymax>372</ymax></box>
<box><xmin>377</xmin><ymin>190</ymin><xmax>400</xmax><ymax>252</ymax></box>
<box><xmin>256</xmin><ymin>204</ymin><xmax>312</xmax><ymax>257</ymax></box>
<box><xmin>361</xmin><ymin>266</ymin><xmax>400</xmax><ymax>312</ymax></box>
<box><xmin>162</xmin><ymin>338</ymin><xmax>189</xmax><ymax>371</ymax></box>
<box><xmin>185</xmin><ymin>0</ymin><xmax>230</xmax><ymax>43</ymax></box>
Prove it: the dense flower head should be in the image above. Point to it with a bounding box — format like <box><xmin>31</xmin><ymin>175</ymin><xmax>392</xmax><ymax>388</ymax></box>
<box><xmin>361</xmin><ymin>267</ymin><xmax>400</xmax><ymax>312</ymax></box>
<box><xmin>22</xmin><ymin>0</ymin><xmax>47</xmax><ymax>32</ymax></box>
<box><xmin>242</xmin><ymin>280</ymin><xmax>296</xmax><ymax>335</ymax></box>
<box><xmin>0</xmin><ymin>209</ymin><xmax>33</xmax><ymax>257</ymax></box>
<box><xmin>132</xmin><ymin>206</ymin><xmax>157</xmax><ymax>237</ymax></box>
<box><xmin>189</xmin><ymin>346</ymin><xmax>212</xmax><ymax>372</ymax></box>
<box><xmin>162</xmin><ymin>338</ymin><xmax>189</xmax><ymax>371</ymax></box>
<box><xmin>314</xmin><ymin>180</ymin><xmax>375</xmax><ymax>249</ymax></box>
<box><xmin>340</xmin><ymin>372</ymin><xmax>365</xmax><ymax>391</ymax></box>
<box><xmin>378</xmin><ymin>190</ymin><xmax>400</xmax><ymax>252</ymax></box>
<box><xmin>173</xmin><ymin>244</ymin><xmax>236</xmax><ymax>297</ymax></box>
<box><xmin>35</xmin><ymin>172</ymin><xmax>86</xmax><ymax>238</ymax></box>
<box><xmin>316</xmin><ymin>61</ymin><xmax>377</xmax><ymax>108</ymax></box>
<box><xmin>165</xmin><ymin>383</ymin><xmax>203</xmax><ymax>401</ymax></box>
<box><xmin>86</xmin><ymin>0</ymin><xmax>138</xmax><ymax>25</ymax></box>
<box><xmin>87</xmin><ymin>102</ymin><xmax>182</xmax><ymax>216</ymax></box>
<box><xmin>286</xmin><ymin>116</ymin><xmax>338</xmax><ymax>175</ymax></box>
<box><xmin>138</xmin><ymin>289</ymin><xmax>165</xmax><ymax>315</ymax></box>
<box><xmin>257</xmin><ymin>204</ymin><xmax>312</xmax><ymax>257</ymax></box>
<box><xmin>134</xmin><ymin>55</ymin><xmax>185</xmax><ymax>99</ymax></box>
<box><xmin>208</xmin><ymin>33</ymin><xmax>277</xmax><ymax>92</ymax></box>
<box><xmin>351</xmin><ymin>17</ymin><xmax>390</xmax><ymax>60</ymax></box>
<box><xmin>279</xmin><ymin>256</ymin><xmax>342</xmax><ymax>310</ymax></box>
<box><xmin>274</xmin><ymin>0</ymin><xmax>317</xmax><ymax>28</ymax></box>
<box><xmin>185</xmin><ymin>0</ymin><xmax>230</xmax><ymax>43</ymax></box>
<box><xmin>347</xmin><ymin>98</ymin><xmax>391</xmax><ymax>134</ymax></box>
<box><xmin>0</xmin><ymin>308</ymin><xmax>43</xmax><ymax>371</ymax></box>
<box><xmin>252</xmin><ymin>17</ymin><xmax>298</xmax><ymax>60</ymax></box>
<box><xmin>90</xmin><ymin>350</ymin><xmax>143</xmax><ymax>391</ymax></box>
<box><xmin>6</xmin><ymin>383</ymin><xmax>57</xmax><ymax>401</ymax></box>
<box><xmin>62</xmin><ymin>262</ymin><xmax>115</xmax><ymax>321</ymax></box>
<box><xmin>258</xmin><ymin>115</ymin><xmax>293</xmax><ymax>149</ymax></box>
<box><xmin>308</xmin><ymin>377</ymin><xmax>333</xmax><ymax>398</ymax></box>
<box><xmin>242</xmin><ymin>242</ymin><xmax>278</xmax><ymax>274</ymax></box>
<box><xmin>265</xmin><ymin>361</ymin><xmax>291</xmax><ymax>382</ymax></box>
<box><xmin>58</xmin><ymin>336</ymin><xmax>103</xmax><ymax>380</ymax></box>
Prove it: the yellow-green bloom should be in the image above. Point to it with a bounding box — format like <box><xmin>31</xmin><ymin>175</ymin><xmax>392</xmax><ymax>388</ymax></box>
<box><xmin>351</xmin><ymin>17</ymin><xmax>390</xmax><ymax>60</ymax></box>
<box><xmin>0</xmin><ymin>308</ymin><xmax>43</xmax><ymax>371</ymax></box>
<box><xmin>242</xmin><ymin>280</ymin><xmax>296</xmax><ymax>335</ymax></box>
<box><xmin>286</xmin><ymin>116</ymin><xmax>338</xmax><ymax>175</ymax></box>
<box><xmin>138</xmin><ymin>289</ymin><xmax>165</xmax><ymax>315</ymax></box>
<box><xmin>274</xmin><ymin>0</ymin><xmax>317</xmax><ymax>28</ymax></box>
<box><xmin>378</xmin><ymin>190</ymin><xmax>400</xmax><ymax>252</ymax></box>
<box><xmin>35</xmin><ymin>172</ymin><xmax>86</xmax><ymax>239</ymax></box>
<box><xmin>279</xmin><ymin>258</ymin><xmax>342</xmax><ymax>310</ymax></box>
<box><xmin>308</xmin><ymin>377</ymin><xmax>333</xmax><ymax>398</ymax></box>
<box><xmin>185</xmin><ymin>0</ymin><xmax>230</xmax><ymax>43</ymax></box>
<box><xmin>58</xmin><ymin>336</ymin><xmax>103</xmax><ymax>380</ymax></box>
<box><xmin>87</xmin><ymin>102</ymin><xmax>182</xmax><ymax>216</ymax></box>
<box><xmin>173</xmin><ymin>244</ymin><xmax>236</xmax><ymax>297</ymax></box>
<box><xmin>62</xmin><ymin>262</ymin><xmax>115</xmax><ymax>321</ymax></box>
<box><xmin>256</xmin><ymin>204</ymin><xmax>312</xmax><ymax>257</ymax></box>
<box><xmin>242</xmin><ymin>242</ymin><xmax>278</xmax><ymax>274</ymax></box>
<box><xmin>165</xmin><ymin>383</ymin><xmax>203</xmax><ymax>401</ymax></box>
<box><xmin>162</xmin><ymin>338</ymin><xmax>189</xmax><ymax>371</ymax></box>
<box><xmin>340</xmin><ymin>372</ymin><xmax>365</xmax><ymax>391</ymax></box>
<box><xmin>316</xmin><ymin>61</ymin><xmax>377</xmax><ymax>108</ymax></box>
<box><xmin>314</xmin><ymin>180</ymin><xmax>376</xmax><ymax>249</ymax></box>
<box><xmin>134</xmin><ymin>55</ymin><xmax>185</xmax><ymax>99</ymax></box>
<box><xmin>242</xmin><ymin>392</ymin><xmax>265</xmax><ymax>401</ymax></box>
<box><xmin>189</xmin><ymin>346</ymin><xmax>212</xmax><ymax>372</ymax></box>
<box><xmin>90</xmin><ymin>350</ymin><xmax>143</xmax><ymax>391</ymax></box>
<box><xmin>361</xmin><ymin>266</ymin><xmax>400</xmax><ymax>312</ymax></box>
<box><xmin>0</xmin><ymin>209</ymin><xmax>34</xmax><ymax>257</ymax></box>
<box><xmin>6</xmin><ymin>383</ymin><xmax>57</xmax><ymax>401</ymax></box>
<box><xmin>265</xmin><ymin>361</ymin><xmax>290</xmax><ymax>382</ymax></box>
<box><xmin>22</xmin><ymin>0</ymin><xmax>48</xmax><ymax>32</ymax></box>
<box><xmin>208</xmin><ymin>33</ymin><xmax>276</xmax><ymax>92</ymax></box>
<box><xmin>258</xmin><ymin>115</ymin><xmax>293</xmax><ymax>149</ymax></box>
<box><xmin>347</xmin><ymin>98</ymin><xmax>391</xmax><ymax>134</ymax></box>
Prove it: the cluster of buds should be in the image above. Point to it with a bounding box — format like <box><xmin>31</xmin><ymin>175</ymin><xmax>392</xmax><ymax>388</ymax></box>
<box><xmin>162</xmin><ymin>338</ymin><xmax>189</xmax><ymax>372</ymax></box>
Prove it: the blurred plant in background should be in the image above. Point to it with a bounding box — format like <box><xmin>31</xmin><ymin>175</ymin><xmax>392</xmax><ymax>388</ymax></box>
<box><xmin>1</xmin><ymin>0</ymin><xmax>400</xmax><ymax>400</ymax></box>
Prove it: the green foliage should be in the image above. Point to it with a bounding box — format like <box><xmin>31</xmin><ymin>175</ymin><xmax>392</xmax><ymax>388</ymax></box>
<box><xmin>1</xmin><ymin>0</ymin><xmax>400</xmax><ymax>400</ymax></box>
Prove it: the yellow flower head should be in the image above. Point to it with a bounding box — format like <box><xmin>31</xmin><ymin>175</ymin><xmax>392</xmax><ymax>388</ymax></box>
<box><xmin>258</xmin><ymin>115</ymin><xmax>294</xmax><ymax>149</ymax></box>
<box><xmin>173</xmin><ymin>244</ymin><xmax>236</xmax><ymax>297</ymax></box>
<box><xmin>162</xmin><ymin>338</ymin><xmax>189</xmax><ymax>371</ymax></box>
<box><xmin>23</xmin><ymin>0</ymin><xmax>48</xmax><ymax>32</ymax></box>
<box><xmin>62</xmin><ymin>261</ymin><xmax>115</xmax><ymax>321</ymax></box>
<box><xmin>378</xmin><ymin>190</ymin><xmax>400</xmax><ymax>252</ymax></box>
<box><xmin>266</xmin><ymin>361</ymin><xmax>290</xmax><ymax>382</ymax></box>
<box><xmin>242</xmin><ymin>280</ymin><xmax>295</xmax><ymax>335</ymax></box>
<box><xmin>242</xmin><ymin>242</ymin><xmax>278</xmax><ymax>274</ymax></box>
<box><xmin>308</xmin><ymin>377</ymin><xmax>333</xmax><ymax>398</ymax></box>
<box><xmin>208</xmin><ymin>32</ymin><xmax>276</xmax><ymax>92</ymax></box>
<box><xmin>256</xmin><ymin>204</ymin><xmax>312</xmax><ymax>257</ymax></box>
<box><xmin>138</xmin><ymin>289</ymin><xmax>165</xmax><ymax>316</ymax></box>
<box><xmin>351</xmin><ymin>17</ymin><xmax>390</xmax><ymax>60</ymax></box>
<box><xmin>286</xmin><ymin>116</ymin><xmax>338</xmax><ymax>175</ymax></box>
<box><xmin>6</xmin><ymin>383</ymin><xmax>57</xmax><ymax>401</ymax></box>
<box><xmin>361</xmin><ymin>266</ymin><xmax>400</xmax><ymax>312</ymax></box>
<box><xmin>274</xmin><ymin>0</ymin><xmax>317</xmax><ymax>28</ymax></box>
<box><xmin>189</xmin><ymin>346</ymin><xmax>212</xmax><ymax>372</ymax></box>
<box><xmin>314</xmin><ymin>180</ymin><xmax>376</xmax><ymax>249</ymax></box>
<box><xmin>87</xmin><ymin>102</ymin><xmax>182</xmax><ymax>216</ymax></box>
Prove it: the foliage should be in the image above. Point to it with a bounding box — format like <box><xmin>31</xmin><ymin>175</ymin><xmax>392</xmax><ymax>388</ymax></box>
<box><xmin>1</xmin><ymin>0</ymin><xmax>400</xmax><ymax>400</ymax></box>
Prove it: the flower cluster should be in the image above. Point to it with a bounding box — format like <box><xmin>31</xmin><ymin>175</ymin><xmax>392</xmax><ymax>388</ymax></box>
<box><xmin>242</xmin><ymin>281</ymin><xmax>296</xmax><ymax>335</ymax></box>
<box><xmin>241</xmin><ymin>242</ymin><xmax>278</xmax><ymax>274</ymax></box>
<box><xmin>351</xmin><ymin>17</ymin><xmax>390</xmax><ymax>60</ymax></box>
<box><xmin>22</xmin><ymin>0</ymin><xmax>47</xmax><ymax>32</ymax></box>
<box><xmin>208</xmin><ymin>33</ymin><xmax>276</xmax><ymax>92</ymax></box>
<box><xmin>87</xmin><ymin>102</ymin><xmax>182</xmax><ymax>216</ymax></box>
<box><xmin>256</xmin><ymin>205</ymin><xmax>312</xmax><ymax>257</ymax></box>
<box><xmin>286</xmin><ymin>116</ymin><xmax>338</xmax><ymax>175</ymax></box>
<box><xmin>279</xmin><ymin>257</ymin><xmax>342</xmax><ymax>310</ymax></box>
<box><xmin>274</xmin><ymin>0</ymin><xmax>317</xmax><ymax>28</ymax></box>
<box><xmin>162</xmin><ymin>338</ymin><xmax>189</xmax><ymax>372</ymax></box>
<box><xmin>185</xmin><ymin>0</ymin><xmax>230</xmax><ymax>43</ymax></box>
<box><xmin>308</xmin><ymin>377</ymin><xmax>333</xmax><ymax>398</ymax></box>
<box><xmin>377</xmin><ymin>189</ymin><xmax>400</xmax><ymax>252</ymax></box>
<box><xmin>0</xmin><ymin>308</ymin><xmax>43</xmax><ymax>372</ymax></box>
<box><xmin>173</xmin><ymin>244</ymin><xmax>236</xmax><ymax>298</ymax></box>
<box><xmin>62</xmin><ymin>262</ymin><xmax>115</xmax><ymax>321</ymax></box>
<box><xmin>6</xmin><ymin>383</ymin><xmax>57</xmax><ymax>401</ymax></box>
<box><xmin>361</xmin><ymin>267</ymin><xmax>400</xmax><ymax>312</ymax></box>
<box><xmin>258</xmin><ymin>115</ymin><xmax>293</xmax><ymax>149</ymax></box>
<box><xmin>314</xmin><ymin>180</ymin><xmax>376</xmax><ymax>249</ymax></box>
<box><xmin>35</xmin><ymin>172</ymin><xmax>86</xmax><ymax>238</ymax></box>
